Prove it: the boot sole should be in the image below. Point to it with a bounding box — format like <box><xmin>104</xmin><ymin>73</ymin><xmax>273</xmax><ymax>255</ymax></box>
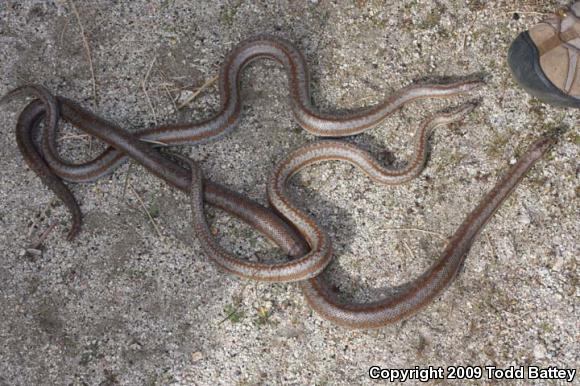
<box><xmin>508</xmin><ymin>31</ymin><xmax>580</xmax><ymax>108</ymax></box>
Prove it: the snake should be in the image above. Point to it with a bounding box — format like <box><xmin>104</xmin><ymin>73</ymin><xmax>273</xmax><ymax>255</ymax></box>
<box><xmin>2</xmin><ymin>34</ymin><xmax>557</xmax><ymax>327</ymax></box>
<box><xmin>188</xmin><ymin>102</ymin><xmax>477</xmax><ymax>282</ymax></box>
<box><xmin>185</xmin><ymin>101</ymin><xmax>556</xmax><ymax>326</ymax></box>
<box><xmin>4</xmin><ymin>35</ymin><xmax>483</xmax><ymax>187</ymax></box>
<box><xmin>292</xmin><ymin>135</ymin><xmax>556</xmax><ymax>328</ymax></box>
<box><xmin>10</xmin><ymin>91</ymin><xmax>306</xmax><ymax>256</ymax></box>
<box><xmin>10</xmin><ymin>91</ymin><xmax>558</xmax><ymax>327</ymax></box>
<box><xmin>2</xmin><ymin>35</ymin><xmax>481</xmax><ymax>280</ymax></box>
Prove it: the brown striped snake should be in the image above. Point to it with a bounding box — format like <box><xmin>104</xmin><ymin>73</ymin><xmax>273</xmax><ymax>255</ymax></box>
<box><xmin>2</xmin><ymin>35</ymin><xmax>558</xmax><ymax>328</ymax></box>
<box><xmin>189</xmin><ymin>102</ymin><xmax>477</xmax><ymax>282</ymax></box>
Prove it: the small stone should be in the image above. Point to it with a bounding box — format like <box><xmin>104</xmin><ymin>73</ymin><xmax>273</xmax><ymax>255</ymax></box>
<box><xmin>518</xmin><ymin>212</ymin><xmax>531</xmax><ymax>225</ymax></box>
<box><xmin>533</xmin><ymin>343</ymin><xmax>547</xmax><ymax>359</ymax></box>
<box><xmin>177</xmin><ymin>90</ymin><xmax>194</xmax><ymax>105</ymax></box>
<box><xmin>26</xmin><ymin>248</ymin><xmax>42</xmax><ymax>256</ymax></box>
<box><xmin>191</xmin><ymin>351</ymin><xmax>203</xmax><ymax>363</ymax></box>
<box><xmin>551</xmin><ymin>255</ymin><xmax>565</xmax><ymax>271</ymax></box>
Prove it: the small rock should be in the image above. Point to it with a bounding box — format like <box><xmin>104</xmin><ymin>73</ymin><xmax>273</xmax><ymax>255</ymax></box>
<box><xmin>191</xmin><ymin>351</ymin><xmax>203</xmax><ymax>363</ymax></box>
<box><xmin>533</xmin><ymin>343</ymin><xmax>547</xmax><ymax>359</ymax></box>
<box><xmin>177</xmin><ymin>90</ymin><xmax>194</xmax><ymax>105</ymax></box>
<box><xmin>518</xmin><ymin>212</ymin><xmax>531</xmax><ymax>225</ymax></box>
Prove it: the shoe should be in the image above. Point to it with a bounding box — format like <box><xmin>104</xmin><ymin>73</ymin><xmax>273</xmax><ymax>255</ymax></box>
<box><xmin>508</xmin><ymin>2</ymin><xmax>580</xmax><ymax>108</ymax></box>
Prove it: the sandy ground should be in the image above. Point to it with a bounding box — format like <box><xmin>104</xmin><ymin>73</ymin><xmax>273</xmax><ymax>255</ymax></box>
<box><xmin>0</xmin><ymin>1</ymin><xmax>578</xmax><ymax>385</ymax></box>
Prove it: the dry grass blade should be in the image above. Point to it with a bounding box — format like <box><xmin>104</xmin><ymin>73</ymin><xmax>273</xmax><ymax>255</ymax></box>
<box><xmin>122</xmin><ymin>161</ymin><xmax>134</xmax><ymax>199</ymax></box>
<box><xmin>29</xmin><ymin>222</ymin><xmax>58</xmax><ymax>249</ymax></box>
<box><xmin>486</xmin><ymin>233</ymin><xmax>496</xmax><ymax>258</ymax></box>
<box><xmin>70</xmin><ymin>0</ymin><xmax>98</xmax><ymax>106</ymax></box>
<box><xmin>401</xmin><ymin>241</ymin><xmax>416</xmax><ymax>262</ymax></box>
<box><xmin>22</xmin><ymin>222</ymin><xmax>58</xmax><ymax>258</ymax></box>
<box><xmin>178</xmin><ymin>75</ymin><xmax>219</xmax><ymax>109</ymax></box>
<box><xmin>129</xmin><ymin>184</ymin><xmax>164</xmax><ymax>240</ymax></box>
<box><xmin>140</xmin><ymin>138</ymin><xmax>169</xmax><ymax>146</ymax></box>
<box><xmin>158</xmin><ymin>68</ymin><xmax>179</xmax><ymax>112</ymax></box>
<box><xmin>141</xmin><ymin>56</ymin><xmax>158</xmax><ymax>124</ymax></box>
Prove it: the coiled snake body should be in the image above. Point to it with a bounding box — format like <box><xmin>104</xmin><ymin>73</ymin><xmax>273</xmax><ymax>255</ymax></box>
<box><xmin>2</xmin><ymin>35</ymin><xmax>556</xmax><ymax>328</ymax></box>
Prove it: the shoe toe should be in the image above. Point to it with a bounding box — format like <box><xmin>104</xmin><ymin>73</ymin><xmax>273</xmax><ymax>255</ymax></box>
<box><xmin>508</xmin><ymin>31</ymin><xmax>580</xmax><ymax>108</ymax></box>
